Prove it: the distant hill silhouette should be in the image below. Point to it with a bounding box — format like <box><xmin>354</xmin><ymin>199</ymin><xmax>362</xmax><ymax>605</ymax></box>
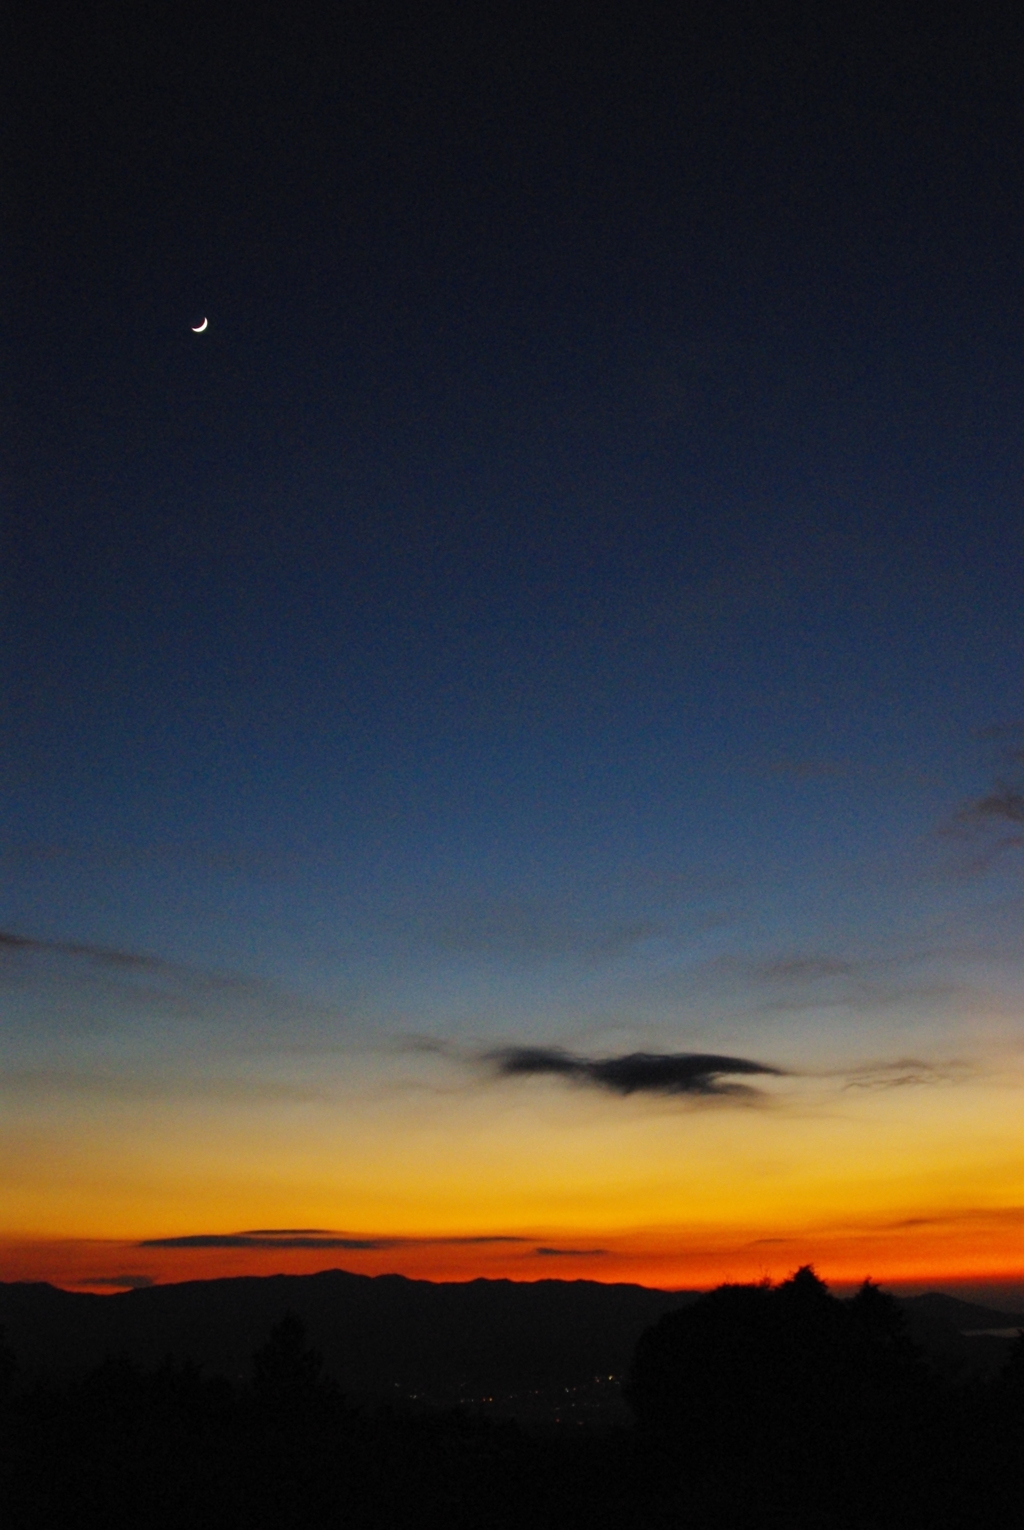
<box><xmin>899</xmin><ymin>1291</ymin><xmax>1024</xmax><ymax>1330</ymax></box>
<box><xmin>1</xmin><ymin>1271</ymin><xmax>1020</xmax><ymax>1420</ymax></box>
<box><xmin>0</xmin><ymin>1270</ymin><xmax>695</xmax><ymax>1410</ymax></box>
<box><xmin>898</xmin><ymin>1292</ymin><xmax>1024</xmax><ymax>1383</ymax></box>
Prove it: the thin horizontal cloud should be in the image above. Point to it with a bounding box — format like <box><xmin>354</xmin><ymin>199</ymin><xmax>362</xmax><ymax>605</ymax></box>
<box><xmin>139</xmin><ymin>1230</ymin><xmax>530</xmax><ymax>1251</ymax></box>
<box><xmin>0</xmin><ymin>928</ymin><xmax>259</xmax><ymax>998</ymax></box>
<box><xmin>241</xmin><ymin>1227</ymin><xmax>333</xmax><ymax>1236</ymax></box>
<box><xmin>139</xmin><ymin>1233</ymin><xmax>388</xmax><ymax>1250</ymax></box>
<box><xmin>838</xmin><ymin>1058</ymin><xmax>970</xmax><ymax>1090</ymax></box>
<box><xmin>0</xmin><ymin>926</ymin><xmax>358</xmax><ymax>1045</ymax></box>
<box><xmin>487</xmin><ymin>1046</ymin><xmax>785</xmax><ymax>1098</ymax></box>
<box><xmin>649</xmin><ymin>945</ymin><xmax>986</xmax><ymax>1022</ymax></box>
<box><xmin>534</xmin><ymin>1246</ymin><xmax>608</xmax><ymax>1257</ymax></box>
<box><xmin>715</xmin><ymin>952</ymin><xmax>970</xmax><ymax>1019</ymax></box>
<box><xmin>0</xmin><ymin>928</ymin><xmax>314</xmax><ymax>1001</ymax></box>
<box><xmin>885</xmin><ymin>1217</ymin><xmax>946</xmax><ymax>1229</ymax></box>
<box><xmin>77</xmin><ymin>1274</ymin><xmax>155</xmax><ymax>1289</ymax></box>
<box><xmin>753</xmin><ymin>956</ymin><xmax>857</xmax><ymax>981</ymax></box>
<box><xmin>0</xmin><ymin>929</ymin><xmax>172</xmax><ymax>971</ymax></box>
<box><xmin>432</xmin><ymin>1236</ymin><xmax>529</xmax><ymax>1245</ymax></box>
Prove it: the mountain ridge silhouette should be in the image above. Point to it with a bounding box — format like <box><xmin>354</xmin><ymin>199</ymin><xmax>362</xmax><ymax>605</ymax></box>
<box><xmin>1</xmin><ymin>1270</ymin><xmax>1020</xmax><ymax>1409</ymax></box>
<box><xmin>0</xmin><ymin>1269</ymin><xmax>696</xmax><ymax>1407</ymax></box>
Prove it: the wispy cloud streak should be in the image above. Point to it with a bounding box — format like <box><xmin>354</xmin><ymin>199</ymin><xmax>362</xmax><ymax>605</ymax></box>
<box><xmin>0</xmin><ymin>926</ymin><xmax>354</xmax><ymax>1043</ymax></box>
<box><xmin>837</xmin><ymin>1058</ymin><xmax>971</xmax><ymax>1090</ymax></box>
<box><xmin>944</xmin><ymin>731</ymin><xmax>1024</xmax><ymax>874</ymax></box>
<box><xmin>0</xmin><ymin>929</ymin><xmax>174</xmax><ymax>971</ymax></box>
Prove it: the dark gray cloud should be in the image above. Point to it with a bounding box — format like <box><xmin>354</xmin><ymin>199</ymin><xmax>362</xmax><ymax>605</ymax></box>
<box><xmin>534</xmin><ymin>1246</ymin><xmax>608</xmax><ymax>1257</ymax></box>
<box><xmin>241</xmin><ymin>1227</ymin><xmax>333</xmax><ymax>1236</ymax></box>
<box><xmin>487</xmin><ymin>1046</ymin><xmax>784</xmax><ymax>1098</ymax></box>
<box><xmin>885</xmin><ymin>1217</ymin><xmax>945</xmax><ymax>1229</ymax></box>
<box><xmin>77</xmin><ymin>1274</ymin><xmax>156</xmax><ymax>1289</ymax></box>
<box><xmin>957</xmin><ymin>785</ymin><xmax>1024</xmax><ymax>827</ymax></box>
<box><xmin>139</xmin><ymin>1230</ymin><xmax>529</xmax><ymax>1250</ymax></box>
<box><xmin>943</xmin><ymin>728</ymin><xmax>1024</xmax><ymax>874</ymax></box>
<box><xmin>943</xmin><ymin>777</ymin><xmax>1024</xmax><ymax>876</ymax></box>
<box><xmin>485</xmin><ymin>1045</ymin><xmax>966</xmax><ymax>1102</ymax></box>
<box><xmin>432</xmin><ymin>1236</ymin><xmax>528</xmax><ymax>1245</ymax></box>
<box><xmin>140</xmin><ymin>1233</ymin><xmax>389</xmax><ymax>1250</ymax></box>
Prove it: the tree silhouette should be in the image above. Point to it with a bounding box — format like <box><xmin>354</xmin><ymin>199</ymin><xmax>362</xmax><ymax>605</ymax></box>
<box><xmin>998</xmin><ymin>1329</ymin><xmax>1024</xmax><ymax>1406</ymax></box>
<box><xmin>0</xmin><ymin>1327</ymin><xmax>17</xmax><ymax>1404</ymax></box>
<box><xmin>627</xmin><ymin>1268</ymin><xmax>944</xmax><ymax>1528</ymax></box>
<box><xmin>252</xmin><ymin>1313</ymin><xmax>325</xmax><ymax>1403</ymax></box>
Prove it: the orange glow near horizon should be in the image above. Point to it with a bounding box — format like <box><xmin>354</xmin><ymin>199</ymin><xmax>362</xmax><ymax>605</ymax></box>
<box><xmin>4</xmin><ymin>1205</ymin><xmax>1024</xmax><ymax>1298</ymax></box>
<box><xmin>4</xmin><ymin>1050</ymin><xmax>1024</xmax><ymax>1299</ymax></box>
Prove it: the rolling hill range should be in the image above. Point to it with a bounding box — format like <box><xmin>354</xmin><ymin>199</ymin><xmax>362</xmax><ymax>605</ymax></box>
<box><xmin>0</xmin><ymin>1270</ymin><xmax>695</xmax><ymax>1415</ymax></box>
<box><xmin>0</xmin><ymin>1272</ymin><xmax>1020</xmax><ymax>1419</ymax></box>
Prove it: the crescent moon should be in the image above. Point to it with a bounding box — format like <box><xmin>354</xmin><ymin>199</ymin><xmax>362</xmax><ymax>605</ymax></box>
<box><xmin>191</xmin><ymin>317</ymin><xmax>208</xmax><ymax>333</ymax></box>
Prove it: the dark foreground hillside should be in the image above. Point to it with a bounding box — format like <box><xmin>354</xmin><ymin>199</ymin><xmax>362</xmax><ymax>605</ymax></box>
<box><xmin>1</xmin><ymin>1268</ymin><xmax>1023</xmax><ymax>1529</ymax></box>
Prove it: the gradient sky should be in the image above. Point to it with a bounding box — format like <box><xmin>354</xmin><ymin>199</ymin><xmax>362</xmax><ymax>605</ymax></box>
<box><xmin>4</xmin><ymin>4</ymin><xmax>1024</xmax><ymax>1295</ymax></box>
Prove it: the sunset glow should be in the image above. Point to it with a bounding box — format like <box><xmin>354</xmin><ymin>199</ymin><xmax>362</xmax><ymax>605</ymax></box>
<box><xmin>5</xmin><ymin>1046</ymin><xmax>1024</xmax><ymax>1292</ymax></box>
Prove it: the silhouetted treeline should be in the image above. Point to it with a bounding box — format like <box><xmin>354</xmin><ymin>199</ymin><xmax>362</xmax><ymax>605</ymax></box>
<box><xmin>628</xmin><ymin>1266</ymin><xmax>1024</xmax><ymax>1528</ymax></box>
<box><xmin>1</xmin><ymin>1271</ymin><xmax>1022</xmax><ymax>1530</ymax></box>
